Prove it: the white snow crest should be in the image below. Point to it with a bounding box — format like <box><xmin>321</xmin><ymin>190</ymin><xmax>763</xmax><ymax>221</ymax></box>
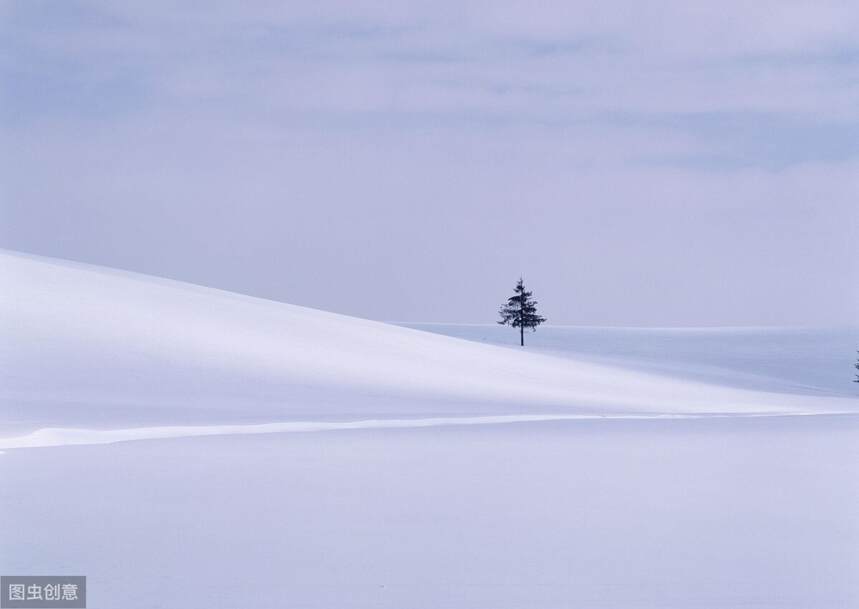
<box><xmin>0</xmin><ymin>411</ymin><xmax>844</xmax><ymax>451</ymax></box>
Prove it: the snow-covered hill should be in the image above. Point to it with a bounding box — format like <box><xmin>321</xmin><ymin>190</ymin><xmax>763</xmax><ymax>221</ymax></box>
<box><xmin>0</xmin><ymin>250</ymin><xmax>855</xmax><ymax>442</ymax></box>
<box><xmin>2</xmin><ymin>251</ymin><xmax>858</xmax><ymax>609</ymax></box>
<box><xmin>401</xmin><ymin>323</ymin><xmax>859</xmax><ymax>398</ymax></box>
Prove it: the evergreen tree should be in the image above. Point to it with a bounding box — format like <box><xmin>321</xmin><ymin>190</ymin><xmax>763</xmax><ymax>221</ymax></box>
<box><xmin>854</xmin><ymin>351</ymin><xmax>859</xmax><ymax>383</ymax></box>
<box><xmin>498</xmin><ymin>278</ymin><xmax>546</xmax><ymax>346</ymax></box>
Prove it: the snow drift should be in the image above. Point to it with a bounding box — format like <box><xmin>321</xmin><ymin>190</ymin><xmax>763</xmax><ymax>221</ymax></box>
<box><xmin>0</xmin><ymin>250</ymin><xmax>855</xmax><ymax>440</ymax></box>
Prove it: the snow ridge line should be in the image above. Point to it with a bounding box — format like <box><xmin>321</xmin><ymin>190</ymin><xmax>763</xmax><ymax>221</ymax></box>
<box><xmin>0</xmin><ymin>411</ymin><xmax>854</xmax><ymax>452</ymax></box>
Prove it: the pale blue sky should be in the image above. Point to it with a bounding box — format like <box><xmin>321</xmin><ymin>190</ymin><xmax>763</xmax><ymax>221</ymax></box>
<box><xmin>1</xmin><ymin>0</ymin><xmax>857</xmax><ymax>325</ymax></box>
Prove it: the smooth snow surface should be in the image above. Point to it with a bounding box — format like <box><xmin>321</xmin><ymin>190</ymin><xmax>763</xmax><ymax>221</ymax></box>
<box><xmin>402</xmin><ymin>322</ymin><xmax>859</xmax><ymax>398</ymax></box>
<box><xmin>2</xmin><ymin>250</ymin><xmax>858</xmax><ymax>609</ymax></box>
<box><xmin>2</xmin><ymin>417</ymin><xmax>858</xmax><ymax>609</ymax></box>
<box><xmin>0</xmin><ymin>412</ymin><xmax>825</xmax><ymax>451</ymax></box>
<box><xmin>1</xmin><ymin>250</ymin><xmax>856</xmax><ymax>445</ymax></box>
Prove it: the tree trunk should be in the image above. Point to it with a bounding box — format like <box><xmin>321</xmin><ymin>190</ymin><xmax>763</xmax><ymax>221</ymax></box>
<box><xmin>520</xmin><ymin>324</ymin><xmax>524</xmax><ymax>346</ymax></box>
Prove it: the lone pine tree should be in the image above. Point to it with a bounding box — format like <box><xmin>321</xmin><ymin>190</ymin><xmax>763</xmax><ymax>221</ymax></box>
<box><xmin>498</xmin><ymin>278</ymin><xmax>546</xmax><ymax>346</ymax></box>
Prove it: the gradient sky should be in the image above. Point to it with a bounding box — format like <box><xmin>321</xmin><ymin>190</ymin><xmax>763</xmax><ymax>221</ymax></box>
<box><xmin>1</xmin><ymin>1</ymin><xmax>857</xmax><ymax>325</ymax></box>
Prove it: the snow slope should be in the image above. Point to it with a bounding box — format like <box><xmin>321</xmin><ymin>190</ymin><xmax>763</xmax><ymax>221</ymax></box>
<box><xmin>2</xmin><ymin>251</ymin><xmax>858</xmax><ymax>609</ymax></box>
<box><xmin>3</xmin><ymin>416</ymin><xmax>858</xmax><ymax>609</ymax></box>
<box><xmin>401</xmin><ymin>323</ymin><xmax>859</xmax><ymax>397</ymax></box>
<box><xmin>1</xmin><ymin>250</ymin><xmax>856</xmax><ymax>444</ymax></box>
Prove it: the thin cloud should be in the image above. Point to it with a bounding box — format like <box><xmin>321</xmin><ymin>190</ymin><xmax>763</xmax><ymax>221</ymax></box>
<box><xmin>1</xmin><ymin>0</ymin><xmax>857</xmax><ymax>324</ymax></box>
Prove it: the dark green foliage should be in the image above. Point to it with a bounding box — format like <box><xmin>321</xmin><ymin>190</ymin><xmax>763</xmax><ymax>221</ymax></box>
<box><xmin>498</xmin><ymin>278</ymin><xmax>546</xmax><ymax>346</ymax></box>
